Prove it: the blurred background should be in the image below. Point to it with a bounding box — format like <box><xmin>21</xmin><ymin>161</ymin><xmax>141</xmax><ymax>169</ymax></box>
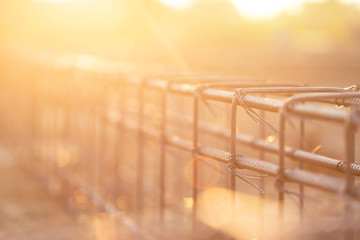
<box><xmin>0</xmin><ymin>0</ymin><xmax>360</xmax><ymax>239</ymax></box>
<box><xmin>1</xmin><ymin>0</ymin><xmax>360</xmax><ymax>85</ymax></box>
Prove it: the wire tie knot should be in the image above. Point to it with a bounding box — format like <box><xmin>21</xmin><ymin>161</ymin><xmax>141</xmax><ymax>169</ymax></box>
<box><xmin>234</xmin><ymin>89</ymin><xmax>278</xmax><ymax>134</ymax></box>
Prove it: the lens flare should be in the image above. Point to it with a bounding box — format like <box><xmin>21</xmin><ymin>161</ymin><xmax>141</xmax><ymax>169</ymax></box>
<box><xmin>184</xmin><ymin>155</ymin><xmax>221</xmax><ymax>189</ymax></box>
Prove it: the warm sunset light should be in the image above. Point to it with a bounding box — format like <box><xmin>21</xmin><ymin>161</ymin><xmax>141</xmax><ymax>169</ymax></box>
<box><xmin>35</xmin><ymin>0</ymin><xmax>70</xmax><ymax>2</ymax></box>
<box><xmin>160</xmin><ymin>0</ymin><xmax>305</xmax><ymax>18</ymax></box>
<box><xmin>2</xmin><ymin>0</ymin><xmax>360</xmax><ymax>239</ymax></box>
<box><xmin>159</xmin><ymin>0</ymin><xmax>192</xmax><ymax>8</ymax></box>
<box><xmin>234</xmin><ymin>0</ymin><xmax>360</xmax><ymax>18</ymax></box>
<box><xmin>229</xmin><ymin>0</ymin><xmax>321</xmax><ymax>19</ymax></box>
<box><xmin>161</xmin><ymin>0</ymin><xmax>360</xmax><ymax>19</ymax></box>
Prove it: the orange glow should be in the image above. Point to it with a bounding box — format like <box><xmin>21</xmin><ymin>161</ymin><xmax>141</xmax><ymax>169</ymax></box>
<box><xmin>35</xmin><ymin>0</ymin><xmax>70</xmax><ymax>2</ymax></box>
<box><xmin>197</xmin><ymin>187</ymin><xmax>299</xmax><ymax>239</ymax></box>
<box><xmin>183</xmin><ymin>197</ymin><xmax>194</xmax><ymax>208</ymax></box>
<box><xmin>265</xmin><ymin>134</ymin><xmax>278</xmax><ymax>144</ymax></box>
<box><xmin>184</xmin><ymin>156</ymin><xmax>221</xmax><ymax>189</ymax></box>
<box><xmin>159</xmin><ymin>0</ymin><xmax>192</xmax><ymax>9</ymax></box>
<box><xmin>160</xmin><ymin>0</ymin><xmax>360</xmax><ymax>19</ymax></box>
<box><xmin>56</xmin><ymin>148</ymin><xmax>71</xmax><ymax>167</ymax></box>
<box><xmin>0</xmin><ymin>0</ymin><xmax>359</xmax><ymax>239</ymax></box>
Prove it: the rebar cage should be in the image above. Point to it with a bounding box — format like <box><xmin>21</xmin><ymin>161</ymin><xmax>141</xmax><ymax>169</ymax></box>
<box><xmin>5</xmin><ymin>52</ymin><xmax>360</xmax><ymax>240</ymax></box>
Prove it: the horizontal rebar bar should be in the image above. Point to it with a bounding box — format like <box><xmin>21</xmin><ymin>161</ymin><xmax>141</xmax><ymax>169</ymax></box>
<box><xmin>122</xmin><ymin>77</ymin><xmax>354</xmax><ymax>123</ymax></box>
<box><xmin>109</xmin><ymin>109</ymin><xmax>360</xmax><ymax>177</ymax></box>
<box><xmin>170</xmin><ymin>134</ymin><xmax>347</xmax><ymax>194</ymax></box>
<box><xmin>109</xmin><ymin>113</ymin><xmax>353</xmax><ymax>195</ymax></box>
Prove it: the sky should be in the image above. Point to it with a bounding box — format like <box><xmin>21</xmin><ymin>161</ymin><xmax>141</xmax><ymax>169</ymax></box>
<box><xmin>33</xmin><ymin>0</ymin><xmax>360</xmax><ymax>19</ymax></box>
<box><xmin>159</xmin><ymin>0</ymin><xmax>360</xmax><ymax>19</ymax></box>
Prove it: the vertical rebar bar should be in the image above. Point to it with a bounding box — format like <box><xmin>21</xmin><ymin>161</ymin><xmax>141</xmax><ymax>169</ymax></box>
<box><xmin>136</xmin><ymin>79</ymin><xmax>145</xmax><ymax>232</ymax></box>
<box><xmin>192</xmin><ymin>94</ymin><xmax>199</xmax><ymax>240</ymax></box>
<box><xmin>112</xmin><ymin>81</ymin><xmax>124</xmax><ymax>202</ymax></box>
<box><xmin>93</xmin><ymin>77</ymin><xmax>102</xmax><ymax>213</ymax></box>
<box><xmin>159</xmin><ymin>84</ymin><xmax>168</xmax><ymax>239</ymax></box>
<box><xmin>299</xmin><ymin>119</ymin><xmax>305</xmax><ymax>225</ymax></box>
<box><xmin>278</xmin><ymin>113</ymin><xmax>286</xmax><ymax>239</ymax></box>
<box><xmin>101</xmin><ymin>81</ymin><xmax>110</xmax><ymax>202</ymax></box>
<box><xmin>259</xmin><ymin>108</ymin><xmax>266</xmax><ymax>240</ymax></box>
<box><xmin>230</xmin><ymin>95</ymin><xmax>238</xmax><ymax>211</ymax></box>
<box><xmin>344</xmin><ymin>108</ymin><xmax>356</xmax><ymax>240</ymax></box>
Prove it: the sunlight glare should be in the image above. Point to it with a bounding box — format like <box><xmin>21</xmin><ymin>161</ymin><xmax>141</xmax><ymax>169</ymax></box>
<box><xmin>159</xmin><ymin>0</ymin><xmax>192</xmax><ymax>9</ymax></box>
<box><xmin>230</xmin><ymin>0</ymin><xmax>314</xmax><ymax>19</ymax></box>
<box><xmin>160</xmin><ymin>0</ymin><xmax>360</xmax><ymax>19</ymax></box>
<box><xmin>35</xmin><ymin>0</ymin><xmax>70</xmax><ymax>2</ymax></box>
<box><xmin>230</xmin><ymin>0</ymin><xmax>360</xmax><ymax>19</ymax></box>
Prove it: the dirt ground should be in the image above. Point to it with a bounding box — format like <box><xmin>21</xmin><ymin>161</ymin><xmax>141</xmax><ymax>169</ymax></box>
<box><xmin>0</xmin><ymin>148</ymin><xmax>88</xmax><ymax>239</ymax></box>
<box><xmin>0</xmin><ymin>147</ymin><xmax>135</xmax><ymax>240</ymax></box>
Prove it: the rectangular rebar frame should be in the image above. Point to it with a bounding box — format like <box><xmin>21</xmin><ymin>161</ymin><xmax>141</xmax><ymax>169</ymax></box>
<box><xmin>16</xmin><ymin>54</ymin><xmax>360</xmax><ymax>239</ymax></box>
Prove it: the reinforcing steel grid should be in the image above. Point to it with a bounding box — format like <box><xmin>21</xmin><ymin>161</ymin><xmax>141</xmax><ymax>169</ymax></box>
<box><xmin>21</xmin><ymin>54</ymin><xmax>360</xmax><ymax>240</ymax></box>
